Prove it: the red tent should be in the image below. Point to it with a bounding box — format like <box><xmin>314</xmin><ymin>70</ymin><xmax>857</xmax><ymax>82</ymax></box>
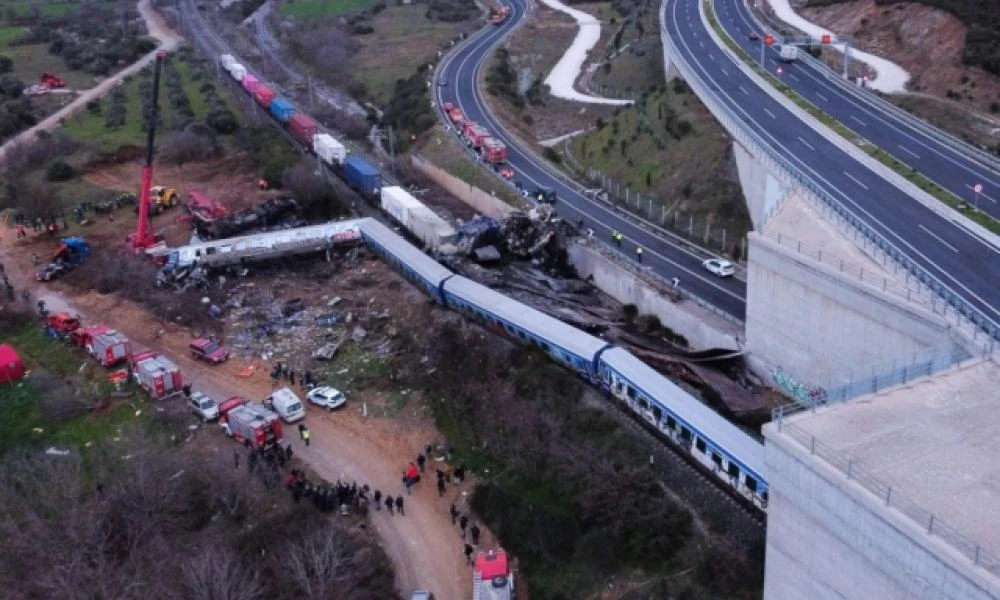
<box><xmin>0</xmin><ymin>344</ymin><xmax>25</xmax><ymax>384</ymax></box>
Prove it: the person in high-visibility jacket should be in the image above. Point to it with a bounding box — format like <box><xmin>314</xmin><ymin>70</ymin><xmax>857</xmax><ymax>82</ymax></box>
<box><xmin>635</xmin><ymin>246</ymin><xmax>644</xmax><ymax>262</ymax></box>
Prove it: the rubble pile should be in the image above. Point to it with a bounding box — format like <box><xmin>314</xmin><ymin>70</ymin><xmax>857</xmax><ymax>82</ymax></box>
<box><xmin>197</xmin><ymin>196</ymin><xmax>300</xmax><ymax>240</ymax></box>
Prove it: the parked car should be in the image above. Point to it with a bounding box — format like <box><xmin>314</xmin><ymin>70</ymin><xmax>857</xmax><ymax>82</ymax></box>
<box><xmin>264</xmin><ymin>387</ymin><xmax>306</xmax><ymax>423</ymax></box>
<box><xmin>306</xmin><ymin>386</ymin><xmax>346</xmax><ymax>411</ymax></box>
<box><xmin>188</xmin><ymin>391</ymin><xmax>220</xmax><ymax>422</ymax></box>
<box><xmin>36</xmin><ymin>262</ymin><xmax>69</xmax><ymax>282</ymax></box>
<box><xmin>702</xmin><ymin>258</ymin><xmax>736</xmax><ymax>277</ymax></box>
<box><xmin>189</xmin><ymin>337</ymin><xmax>230</xmax><ymax>364</ymax></box>
<box><xmin>411</xmin><ymin>593</ymin><xmax>435</xmax><ymax>600</ymax></box>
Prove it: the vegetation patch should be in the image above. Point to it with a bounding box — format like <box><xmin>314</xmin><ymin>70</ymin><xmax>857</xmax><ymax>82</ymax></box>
<box><xmin>279</xmin><ymin>0</ymin><xmax>380</xmax><ymax>20</ymax></box>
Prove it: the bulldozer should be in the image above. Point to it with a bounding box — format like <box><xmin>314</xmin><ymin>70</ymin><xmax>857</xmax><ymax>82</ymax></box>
<box><xmin>131</xmin><ymin>186</ymin><xmax>179</xmax><ymax>215</ymax></box>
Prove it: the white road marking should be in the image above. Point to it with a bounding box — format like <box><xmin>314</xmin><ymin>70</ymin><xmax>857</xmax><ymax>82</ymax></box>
<box><xmin>763</xmin><ymin>108</ymin><xmax>776</xmax><ymax>119</ymax></box>
<box><xmin>739</xmin><ymin>85</ymin><xmax>748</xmax><ymax>95</ymax></box>
<box><xmin>849</xmin><ymin>114</ymin><xmax>867</xmax><ymax>127</ymax></box>
<box><xmin>709</xmin><ymin>54</ymin><xmax>715</xmax><ymax>61</ymax></box>
<box><xmin>898</xmin><ymin>145</ymin><xmax>920</xmax><ymax>159</ymax></box>
<box><xmin>789</xmin><ymin>73</ymin><xmax>799</xmax><ymax>81</ymax></box>
<box><xmin>815</xmin><ymin>91</ymin><xmax>828</xmax><ymax>102</ymax></box>
<box><xmin>797</xmin><ymin>136</ymin><xmax>814</xmax><ymax>151</ymax></box>
<box><xmin>721</xmin><ymin>68</ymin><xmax>729</xmax><ymax>77</ymax></box>
<box><xmin>843</xmin><ymin>171</ymin><xmax>869</xmax><ymax>190</ymax></box>
<box><xmin>699</xmin><ymin>41</ymin><xmax>704</xmax><ymax>48</ymax></box>
<box><xmin>918</xmin><ymin>225</ymin><xmax>959</xmax><ymax>253</ymax></box>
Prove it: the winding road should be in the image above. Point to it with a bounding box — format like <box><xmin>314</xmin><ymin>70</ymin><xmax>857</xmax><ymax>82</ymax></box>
<box><xmin>438</xmin><ymin>0</ymin><xmax>1000</xmax><ymax>332</ymax></box>
<box><xmin>435</xmin><ymin>1</ymin><xmax>751</xmax><ymax>321</ymax></box>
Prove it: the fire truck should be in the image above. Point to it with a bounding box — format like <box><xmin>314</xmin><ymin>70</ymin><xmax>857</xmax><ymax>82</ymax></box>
<box><xmin>462</xmin><ymin>122</ymin><xmax>492</xmax><ymax>151</ymax></box>
<box><xmin>222</xmin><ymin>404</ymin><xmax>283</xmax><ymax>450</ymax></box>
<box><xmin>131</xmin><ymin>350</ymin><xmax>183</xmax><ymax>399</ymax></box>
<box><xmin>473</xmin><ymin>549</ymin><xmax>515</xmax><ymax>600</ymax></box>
<box><xmin>87</xmin><ymin>330</ymin><xmax>131</xmax><ymax>367</ymax></box>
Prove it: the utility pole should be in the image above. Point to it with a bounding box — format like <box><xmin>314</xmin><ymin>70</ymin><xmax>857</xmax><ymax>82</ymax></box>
<box><xmin>387</xmin><ymin>126</ymin><xmax>397</xmax><ymax>179</ymax></box>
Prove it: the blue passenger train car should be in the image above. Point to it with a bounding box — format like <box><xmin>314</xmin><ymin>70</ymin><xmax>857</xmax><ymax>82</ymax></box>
<box><xmin>359</xmin><ymin>219</ymin><xmax>453</xmax><ymax>302</ymax></box>
<box><xmin>441</xmin><ymin>276</ymin><xmax>611</xmax><ymax>378</ymax></box>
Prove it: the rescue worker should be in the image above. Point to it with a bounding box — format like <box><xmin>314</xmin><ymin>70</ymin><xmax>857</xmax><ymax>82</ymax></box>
<box><xmin>373</xmin><ymin>489</ymin><xmax>382</xmax><ymax>510</ymax></box>
<box><xmin>459</xmin><ymin>515</ymin><xmax>469</xmax><ymax>538</ymax></box>
<box><xmin>417</xmin><ymin>453</ymin><xmax>426</xmax><ymax>472</ymax></box>
<box><xmin>385</xmin><ymin>494</ymin><xmax>394</xmax><ymax>514</ymax></box>
<box><xmin>464</xmin><ymin>543</ymin><xmax>474</xmax><ymax>566</ymax></box>
<box><xmin>611</xmin><ymin>230</ymin><xmax>618</xmax><ymax>245</ymax></box>
<box><xmin>470</xmin><ymin>522</ymin><xmax>481</xmax><ymax>545</ymax></box>
<box><xmin>395</xmin><ymin>495</ymin><xmax>404</xmax><ymax>516</ymax></box>
<box><xmin>450</xmin><ymin>504</ymin><xmax>459</xmax><ymax>525</ymax></box>
<box><xmin>437</xmin><ymin>476</ymin><xmax>446</xmax><ymax>497</ymax></box>
<box><xmin>301</xmin><ymin>426</ymin><xmax>311</xmax><ymax>447</ymax></box>
<box><xmin>635</xmin><ymin>246</ymin><xmax>644</xmax><ymax>263</ymax></box>
<box><xmin>670</xmin><ymin>277</ymin><xmax>680</xmax><ymax>288</ymax></box>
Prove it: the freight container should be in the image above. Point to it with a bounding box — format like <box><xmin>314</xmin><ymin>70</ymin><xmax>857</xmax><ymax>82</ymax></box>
<box><xmin>288</xmin><ymin>114</ymin><xmax>318</xmax><ymax>148</ymax></box>
<box><xmin>269</xmin><ymin>97</ymin><xmax>295</xmax><ymax>123</ymax></box>
<box><xmin>313</xmin><ymin>133</ymin><xmax>346</xmax><ymax>166</ymax></box>
<box><xmin>342</xmin><ymin>156</ymin><xmax>382</xmax><ymax>199</ymax></box>
<box><xmin>220</xmin><ymin>54</ymin><xmax>236</xmax><ymax>70</ymax></box>
<box><xmin>88</xmin><ymin>330</ymin><xmax>131</xmax><ymax>367</ymax></box>
<box><xmin>253</xmin><ymin>85</ymin><xmax>276</xmax><ymax>108</ymax></box>
<box><xmin>241</xmin><ymin>73</ymin><xmax>260</xmax><ymax>93</ymax></box>
<box><xmin>228</xmin><ymin>63</ymin><xmax>247</xmax><ymax>82</ymax></box>
<box><xmin>481</xmin><ymin>138</ymin><xmax>508</xmax><ymax>164</ymax></box>
<box><xmin>133</xmin><ymin>354</ymin><xmax>183</xmax><ymax>399</ymax></box>
<box><xmin>380</xmin><ymin>186</ymin><xmax>457</xmax><ymax>249</ymax></box>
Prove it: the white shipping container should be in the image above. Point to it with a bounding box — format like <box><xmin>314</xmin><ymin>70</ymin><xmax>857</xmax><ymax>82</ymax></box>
<box><xmin>313</xmin><ymin>133</ymin><xmax>346</xmax><ymax>166</ymax></box>
<box><xmin>220</xmin><ymin>54</ymin><xmax>236</xmax><ymax>69</ymax></box>
<box><xmin>228</xmin><ymin>63</ymin><xmax>248</xmax><ymax>82</ymax></box>
<box><xmin>379</xmin><ymin>186</ymin><xmax>456</xmax><ymax>249</ymax></box>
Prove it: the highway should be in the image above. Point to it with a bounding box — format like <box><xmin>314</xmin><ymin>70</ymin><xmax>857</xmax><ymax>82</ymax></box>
<box><xmin>435</xmin><ymin>0</ymin><xmax>751</xmax><ymax>321</ymax></box>
<box><xmin>716</xmin><ymin>0</ymin><xmax>1000</xmax><ymax>221</ymax></box>
<box><xmin>662</xmin><ymin>0</ymin><xmax>1000</xmax><ymax>327</ymax></box>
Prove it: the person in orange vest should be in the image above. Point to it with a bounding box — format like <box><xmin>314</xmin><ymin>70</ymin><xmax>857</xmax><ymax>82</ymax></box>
<box><xmin>635</xmin><ymin>246</ymin><xmax>644</xmax><ymax>263</ymax></box>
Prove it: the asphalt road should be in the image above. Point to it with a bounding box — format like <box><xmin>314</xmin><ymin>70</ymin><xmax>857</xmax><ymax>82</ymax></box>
<box><xmin>663</xmin><ymin>0</ymin><xmax>1000</xmax><ymax>328</ymax></box>
<box><xmin>717</xmin><ymin>0</ymin><xmax>1000</xmax><ymax>220</ymax></box>
<box><xmin>435</xmin><ymin>0</ymin><xmax>751</xmax><ymax>321</ymax></box>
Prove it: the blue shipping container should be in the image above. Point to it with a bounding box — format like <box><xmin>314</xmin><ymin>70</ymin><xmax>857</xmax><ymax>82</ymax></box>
<box><xmin>269</xmin><ymin>98</ymin><xmax>295</xmax><ymax>123</ymax></box>
<box><xmin>343</xmin><ymin>156</ymin><xmax>382</xmax><ymax>198</ymax></box>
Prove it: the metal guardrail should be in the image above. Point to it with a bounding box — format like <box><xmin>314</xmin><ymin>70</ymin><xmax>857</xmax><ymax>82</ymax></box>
<box><xmin>772</xmin><ymin>407</ymin><xmax>1000</xmax><ymax>577</ymax></box>
<box><xmin>661</xmin><ymin>0</ymin><xmax>1000</xmax><ymax>343</ymax></box>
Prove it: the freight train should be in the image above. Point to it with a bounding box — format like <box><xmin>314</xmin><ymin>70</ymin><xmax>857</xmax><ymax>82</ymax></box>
<box><xmin>216</xmin><ymin>53</ymin><xmax>769</xmax><ymax>512</ymax></box>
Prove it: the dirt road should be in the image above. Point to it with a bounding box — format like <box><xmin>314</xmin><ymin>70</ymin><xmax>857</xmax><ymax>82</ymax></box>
<box><xmin>2</xmin><ymin>244</ymin><xmax>482</xmax><ymax>599</ymax></box>
<box><xmin>0</xmin><ymin>0</ymin><xmax>183</xmax><ymax>164</ymax></box>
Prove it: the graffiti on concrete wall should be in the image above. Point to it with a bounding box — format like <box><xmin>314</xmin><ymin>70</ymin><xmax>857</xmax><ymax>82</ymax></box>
<box><xmin>772</xmin><ymin>367</ymin><xmax>828</xmax><ymax>406</ymax></box>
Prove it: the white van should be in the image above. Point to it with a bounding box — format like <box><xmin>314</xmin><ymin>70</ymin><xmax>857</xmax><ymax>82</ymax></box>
<box><xmin>264</xmin><ymin>387</ymin><xmax>306</xmax><ymax>423</ymax></box>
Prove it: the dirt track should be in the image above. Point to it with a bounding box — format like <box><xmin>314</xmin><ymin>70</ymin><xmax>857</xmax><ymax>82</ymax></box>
<box><xmin>0</xmin><ymin>0</ymin><xmax>183</xmax><ymax>165</ymax></box>
<box><xmin>0</xmin><ymin>235</ymin><xmax>486</xmax><ymax>599</ymax></box>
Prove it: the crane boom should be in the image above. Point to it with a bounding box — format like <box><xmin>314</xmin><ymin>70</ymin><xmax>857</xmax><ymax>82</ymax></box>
<box><xmin>127</xmin><ymin>50</ymin><xmax>167</xmax><ymax>251</ymax></box>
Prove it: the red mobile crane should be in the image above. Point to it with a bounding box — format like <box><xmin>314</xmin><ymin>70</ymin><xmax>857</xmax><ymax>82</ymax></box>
<box><xmin>127</xmin><ymin>51</ymin><xmax>167</xmax><ymax>252</ymax></box>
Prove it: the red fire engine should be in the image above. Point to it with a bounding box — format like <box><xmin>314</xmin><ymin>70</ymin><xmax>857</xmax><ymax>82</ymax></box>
<box><xmin>473</xmin><ymin>549</ymin><xmax>515</xmax><ymax>600</ymax></box>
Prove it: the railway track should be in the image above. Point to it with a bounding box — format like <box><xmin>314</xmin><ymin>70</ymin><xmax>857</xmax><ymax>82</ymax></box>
<box><xmin>173</xmin><ymin>0</ymin><xmax>768</xmax><ymax>539</ymax></box>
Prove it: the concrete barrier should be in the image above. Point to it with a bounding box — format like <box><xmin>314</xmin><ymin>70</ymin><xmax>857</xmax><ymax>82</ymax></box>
<box><xmin>411</xmin><ymin>155</ymin><xmax>517</xmax><ymax>221</ymax></box>
<box><xmin>568</xmin><ymin>242</ymin><xmax>741</xmax><ymax>350</ymax></box>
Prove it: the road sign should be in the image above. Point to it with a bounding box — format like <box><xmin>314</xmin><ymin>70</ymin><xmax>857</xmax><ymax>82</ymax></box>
<box><xmin>764</xmin><ymin>34</ymin><xmax>774</xmax><ymax>46</ymax></box>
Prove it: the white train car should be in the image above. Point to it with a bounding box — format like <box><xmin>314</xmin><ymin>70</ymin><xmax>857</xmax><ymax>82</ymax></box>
<box><xmin>380</xmin><ymin>186</ymin><xmax>457</xmax><ymax>250</ymax></box>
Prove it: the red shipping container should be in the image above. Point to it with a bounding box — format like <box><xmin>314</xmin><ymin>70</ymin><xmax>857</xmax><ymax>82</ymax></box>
<box><xmin>253</xmin><ymin>85</ymin><xmax>276</xmax><ymax>108</ymax></box>
<box><xmin>289</xmin><ymin>114</ymin><xmax>318</xmax><ymax>148</ymax></box>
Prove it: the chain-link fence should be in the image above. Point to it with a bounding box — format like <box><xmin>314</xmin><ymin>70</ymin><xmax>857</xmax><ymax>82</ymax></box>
<box><xmin>772</xmin><ymin>408</ymin><xmax>1000</xmax><ymax>577</ymax></box>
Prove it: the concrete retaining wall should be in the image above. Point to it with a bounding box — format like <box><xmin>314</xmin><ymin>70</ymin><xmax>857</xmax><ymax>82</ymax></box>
<box><xmin>763</xmin><ymin>429</ymin><xmax>1000</xmax><ymax>600</ymax></box>
<box><xmin>568</xmin><ymin>242</ymin><xmax>740</xmax><ymax>350</ymax></box>
<box><xmin>746</xmin><ymin>232</ymin><xmax>952</xmax><ymax>386</ymax></box>
<box><xmin>411</xmin><ymin>155</ymin><xmax>516</xmax><ymax>221</ymax></box>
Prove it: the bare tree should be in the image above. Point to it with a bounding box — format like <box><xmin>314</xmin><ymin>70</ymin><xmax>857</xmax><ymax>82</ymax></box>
<box><xmin>182</xmin><ymin>547</ymin><xmax>265</xmax><ymax>600</ymax></box>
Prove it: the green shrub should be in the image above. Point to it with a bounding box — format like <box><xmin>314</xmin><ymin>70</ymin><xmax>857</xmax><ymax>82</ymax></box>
<box><xmin>45</xmin><ymin>160</ymin><xmax>75</xmax><ymax>182</ymax></box>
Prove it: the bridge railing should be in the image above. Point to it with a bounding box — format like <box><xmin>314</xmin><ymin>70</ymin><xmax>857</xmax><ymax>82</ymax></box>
<box><xmin>772</xmin><ymin>406</ymin><xmax>1000</xmax><ymax>577</ymax></box>
<box><xmin>660</xmin><ymin>1</ymin><xmax>1000</xmax><ymax>344</ymax></box>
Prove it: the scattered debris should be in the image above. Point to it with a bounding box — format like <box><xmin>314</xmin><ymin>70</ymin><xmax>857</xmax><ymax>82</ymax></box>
<box><xmin>312</xmin><ymin>340</ymin><xmax>344</xmax><ymax>360</ymax></box>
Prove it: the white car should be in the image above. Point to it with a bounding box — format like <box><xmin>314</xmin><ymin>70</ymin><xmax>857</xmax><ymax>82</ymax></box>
<box><xmin>702</xmin><ymin>258</ymin><xmax>735</xmax><ymax>277</ymax></box>
<box><xmin>188</xmin><ymin>391</ymin><xmax>220</xmax><ymax>422</ymax></box>
<box><xmin>306</xmin><ymin>386</ymin><xmax>346</xmax><ymax>411</ymax></box>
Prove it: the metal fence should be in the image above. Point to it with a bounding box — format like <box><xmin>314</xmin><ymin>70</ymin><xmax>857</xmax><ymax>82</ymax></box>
<box><xmin>772</xmin><ymin>409</ymin><xmax>1000</xmax><ymax>577</ymax></box>
<box><xmin>771</xmin><ymin>342</ymin><xmax>967</xmax><ymax>408</ymax></box>
<box><xmin>660</xmin><ymin>1</ymin><xmax>1000</xmax><ymax>343</ymax></box>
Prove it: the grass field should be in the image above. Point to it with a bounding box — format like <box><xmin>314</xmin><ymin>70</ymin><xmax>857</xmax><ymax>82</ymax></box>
<box><xmin>278</xmin><ymin>0</ymin><xmax>378</xmax><ymax>20</ymax></box>
<box><xmin>0</xmin><ymin>24</ymin><xmax>23</xmax><ymax>44</ymax></box>
<box><xmin>4</xmin><ymin>43</ymin><xmax>96</xmax><ymax>89</ymax></box>
<box><xmin>353</xmin><ymin>5</ymin><xmax>473</xmax><ymax>104</ymax></box>
<box><xmin>62</xmin><ymin>57</ymin><xmax>227</xmax><ymax>151</ymax></box>
<box><xmin>415</xmin><ymin>124</ymin><xmax>522</xmax><ymax>206</ymax></box>
<box><xmin>0</xmin><ymin>323</ymin><xmax>145</xmax><ymax>456</ymax></box>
